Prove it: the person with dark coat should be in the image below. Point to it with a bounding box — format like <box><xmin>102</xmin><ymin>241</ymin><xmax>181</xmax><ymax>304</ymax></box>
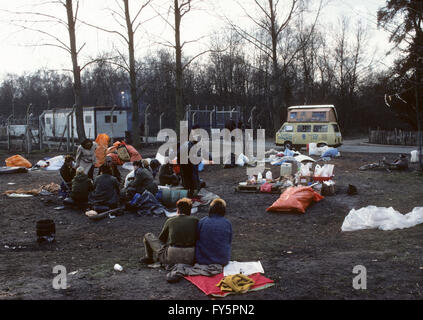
<box><xmin>126</xmin><ymin>160</ymin><xmax>158</xmax><ymax>196</ymax></box>
<box><xmin>149</xmin><ymin>159</ymin><xmax>161</xmax><ymax>179</ymax></box>
<box><xmin>98</xmin><ymin>155</ymin><xmax>121</xmax><ymax>183</ymax></box>
<box><xmin>178</xmin><ymin>140</ymin><xmax>200</xmax><ymax>198</ymax></box>
<box><xmin>90</xmin><ymin>165</ymin><xmax>120</xmax><ymax>210</ymax></box>
<box><xmin>65</xmin><ymin>167</ymin><xmax>94</xmax><ymax>206</ymax></box>
<box><xmin>195</xmin><ymin>199</ymin><xmax>232</xmax><ymax>266</ymax></box>
<box><xmin>158</xmin><ymin>158</ymin><xmax>180</xmax><ymax>186</ymax></box>
<box><xmin>59</xmin><ymin>155</ymin><xmax>76</xmax><ymax>198</ymax></box>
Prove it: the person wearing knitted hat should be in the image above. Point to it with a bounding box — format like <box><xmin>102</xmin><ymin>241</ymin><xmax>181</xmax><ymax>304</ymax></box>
<box><xmin>141</xmin><ymin>198</ymin><xmax>198</xmax><ymax>266</ymax></box>
<box><xmin>195</xmin><ymin>198</ymin><xmax>232</xmax><ymax>266</ymax></box>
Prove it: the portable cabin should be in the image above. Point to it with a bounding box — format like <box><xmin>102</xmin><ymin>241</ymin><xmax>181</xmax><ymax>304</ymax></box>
<box><xmin>43</xmin><ymin>106</ymin><xmax>128</xmax><ymax>140</ymax></box>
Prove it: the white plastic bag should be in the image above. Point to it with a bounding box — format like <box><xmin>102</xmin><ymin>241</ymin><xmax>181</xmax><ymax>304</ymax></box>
<box><xmin>236</xmin><ymin>153</ymin><xmax>249</xmax><ymax>167</ymax></box>
<box><xmin>314</xmin><ymin>164</ymin><xmax>324</xmax><ymax>177</ymax></box>
<box><xmin>299</xmin><ymin>163</ymin><xmax>312</xmax><ymax>176</ymax></box>
<box><xmin>124</xmin><ymin>170</ymin><xmax>135</xmax><ymax>188</ymax></box>
<box><xmin>411</xmin><ymin>150</ymin><xmax>419</xmax><ymax>163</ymax></box>
<box><xmin>321</xmin><ymin>164</ymin><xmax>334</xmax><ymax>177</ymax></box>
<box><xmin>45</xmin><ymin>155</ymin><xmax>65</xmax><ymax>171</ymax></box>
<box><xmin>265</xmin><ymin>171</ymin><xmax>273</xmax><ymax>180</ymax></box>
<box><xmin>342</xmin><ymin>206</ymin><xmax>423</xmax><ymax>232</ymax></box>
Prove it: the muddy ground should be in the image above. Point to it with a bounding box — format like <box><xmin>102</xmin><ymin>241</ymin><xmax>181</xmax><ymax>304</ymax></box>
<box><xmin>0</xmin><ymin>147</ymin><xmax>422</xmax><ymax>300</ymax></box>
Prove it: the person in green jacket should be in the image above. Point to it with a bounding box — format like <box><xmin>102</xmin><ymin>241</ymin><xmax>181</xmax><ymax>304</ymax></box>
<box><xmin>141</xmin><ymin>198</ymin><xmax>198</xmax><ymax>266</ymax></box>
<box><xmin>70</xmin><ymin>167</ymin><xmax>94</xmax><ymax>204</ymax></box>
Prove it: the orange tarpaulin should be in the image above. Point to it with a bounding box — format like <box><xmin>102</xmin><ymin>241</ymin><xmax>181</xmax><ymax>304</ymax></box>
<box><xmin>95</xmin><ymin>134</ymin><xmax>111</xmax><ymax>168</ymax></box>
<box><xmin>5</xmin><ymin>155</ymin><xmax>32</xmax><ymax>168</ymax></box>
<box><xmin>267</xmin><ymin>186</ymin><xmax>324</xmax><ymax>214</ymax></box>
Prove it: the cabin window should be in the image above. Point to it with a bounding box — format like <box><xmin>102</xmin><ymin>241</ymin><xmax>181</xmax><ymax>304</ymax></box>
<box><xmin>45</xmin><ymin>117</ymin><xmax>51</xmax><ymax>125</ymax></box>
<box><xmin>105</xmin><ymin>115</ymin><xmax>117</xmax><ymax>123</ymax></box>
<box><xmin>313</xmin><ymin>125</ymin><xmax>328</xmax><ymax>133</ymax></box>
<box><xmin>289</xmin><ymin>112</ymin><xmax>297</xmax><ymax>120</ymax></box>
<box><xmin>85</xmin><ymin>115</ymin><xmax>92</xmax><ymax>124</ymax></box>
<box><xmin>297</xmin><ymin>125</ymin><xmax>311</xmax><ymax>132</ymax></box>
<box><xmin>311</xmin><ymin>112</ymin><xmax>326</xmax><ymax>121</ymax></box>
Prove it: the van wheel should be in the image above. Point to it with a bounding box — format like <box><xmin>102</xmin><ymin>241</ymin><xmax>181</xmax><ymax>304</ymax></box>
<box><xmin>284</xmin><ymin>141</ymin><xmax>293</xmax><ymax>150</ymax></box>
<box><xmin>317</xmin><ymin>142</ymin><xmax>327</xmax><ymax>148</ymax></box>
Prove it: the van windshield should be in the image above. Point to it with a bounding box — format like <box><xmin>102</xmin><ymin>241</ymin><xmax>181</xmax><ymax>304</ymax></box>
<box><xmin>332</xmin><ymin>124</ymin><xmax>340</xmax><ymax>132</ymax></box>
<box><xmin>282</xmin><ymin>125</ymin><xmax>293</xmax><ymax>132</ymax></box>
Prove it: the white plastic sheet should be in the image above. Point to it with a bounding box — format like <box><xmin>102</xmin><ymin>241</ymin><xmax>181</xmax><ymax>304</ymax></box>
<box><xmin>44</xmin><ymin>155</ymin><xmax>65</xmax><ymax>171</ymax></box>
<box><xmin>223</xmin><ymin>261</ymin><xmax>264</xmax><ymax>276</ymax></box>
<box><xmin>341</xmin><ymin>206</ymin><xmax>423</xmax><ymax>232</ymax></box>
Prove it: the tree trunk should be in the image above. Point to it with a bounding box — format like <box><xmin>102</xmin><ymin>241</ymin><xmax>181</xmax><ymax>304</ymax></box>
<box><xmin>66</xmin><ymin>0</ymin><xmax>86</xmax><ymax>142</ymax></box>
<box><xmin>174</xmin><ymin>0</ymin><xmax>184</xmax><ymax>130</ymax></box>
<box><xmin>124</xmin><ymin>0</ymin><xmax>141</xmax><ymax>148</ymax></box>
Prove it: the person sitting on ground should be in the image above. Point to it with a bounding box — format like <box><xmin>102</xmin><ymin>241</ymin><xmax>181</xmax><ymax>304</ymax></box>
<box><xmin>65</xmin><ymin>167</ymin><xmax>94</xmax><ymax>207</ymax></box>
<box><xmin>76</xmin><ymin>139</ymin><xmax>97</xmax><ymax>180</ymax></box>
<box><xmin>59</xmin><ymin>155</ymin><xmax>76</xmax><ymax>198</ymax></box>
<box><xmin>99</xmin><ymin>155</ymin><xmax>121</xmax><ymax>183</ymax></box>
<box><xmin>141</xmin><ymin>198</ymin><xmax>199</xmax><ymax>266</ymax></box>
<box><xmin>158</xmin><ymin>157</ymin><xmax>180</xmax><ymax>186</ymax></box>
<box><xmin>125</xmin><ymin>160</ymin><xmax>158</xmax><ymax>197</ymax></box>
<box><xmin>195</xmin><ymin>198</ymin><xmax>232</xmax><ymax>266</ymax></box>
<box><xmin>149</xmin><ymin>159</ymin><xmax>161</xmax><ymax>179</ymax></box>
<box><xmin>383</xmin><ymin>154</ymin><xmax>409</xmax><ymax>171</ymax></box>
<box><xmin>90</xmin><ymin>164</ymin><xmax>121</xmax><ymax>212</ymax></box>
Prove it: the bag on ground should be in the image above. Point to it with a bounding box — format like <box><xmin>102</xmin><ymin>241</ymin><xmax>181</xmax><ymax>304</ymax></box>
<box><xmin>267</xmin><ymin>186</ymin><xmax>324</xmax><ymax>214</ymax></box>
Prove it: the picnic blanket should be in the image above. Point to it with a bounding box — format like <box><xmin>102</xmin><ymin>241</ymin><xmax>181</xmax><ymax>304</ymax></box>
<box><xmin>185</xmin><ymin>273</ymin><xmax>274</xmax><ymax>297</ymax></box>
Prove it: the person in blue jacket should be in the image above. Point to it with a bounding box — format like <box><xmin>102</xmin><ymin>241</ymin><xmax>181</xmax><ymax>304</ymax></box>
<box><xmin>195</xmin><ymin>198</ymin><xmax>232</xmax><ymax>266</ymax></box>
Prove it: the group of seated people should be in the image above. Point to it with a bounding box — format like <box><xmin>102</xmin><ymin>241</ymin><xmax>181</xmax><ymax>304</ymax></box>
<box><xmin>59</xmin><ymin>140</ymin><xmax>201</xmax><ymax>213</ymax></box>
<box><xmin>142</xmin><ymin>197</ymin><xmax>232</xmax><ymax>268</ymax></box>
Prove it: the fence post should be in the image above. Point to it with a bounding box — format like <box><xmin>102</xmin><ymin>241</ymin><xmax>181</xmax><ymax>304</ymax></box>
<box><xmin>26</xmin><ymin>103</ymin><xmax>32</xmax><ymax>155</ymax></box>
<box><xmin>144</xmin><ymin>104</ymin><xmax>150</xmax><ymax>144</ymax></box>
<box><xmin>160</xmin><ymin>112</ymin><xmax>165</xmax><ymax>131</ymax></box>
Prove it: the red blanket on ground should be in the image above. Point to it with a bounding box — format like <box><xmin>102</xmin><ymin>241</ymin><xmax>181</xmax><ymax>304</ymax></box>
<box><xmin>184</xmin><ymin>273</ymin><xmax>274</xmax><ymax>297</ymax></box>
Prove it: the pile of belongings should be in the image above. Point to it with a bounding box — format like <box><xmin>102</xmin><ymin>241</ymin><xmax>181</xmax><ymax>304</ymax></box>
<box><xmin>106</xmin><ymin>141</ymin><xmax>142</xmax><ymax>165</ymax></box>
<box><xmin>265</xmin><ymin>148</ymin><xmax>315</xmax><ymax>166</ymax></box>
<box><xmin>341</xmin><ymin>206</ymin><xmax>423</xmax><ymax>232</ymax></box>
<box><xmin>3</xmin><ymin>183</ymin><xmax>61</xmax><ymax>198</ymax></box>
<box><xmin>308</xmin><ymin>143</ymin><xmax>340</xmax><ymax>160</ymax></box>
<box><xmin>176</xmin><ymin>261</ymin><xmax>274</xmax><ymax>297</ymax></box>
<box><xmin>267</xmin><ymin>186</ymin><xmax>324</xmax><ymax>214</ymax></box>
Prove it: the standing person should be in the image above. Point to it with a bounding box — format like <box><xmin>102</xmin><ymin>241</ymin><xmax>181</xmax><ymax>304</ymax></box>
<box><xmin>179</xmin><ymin>138</ymin><xmax>201</xmax><ymax>198</ymax></box>
<box><xmin>90</xmin><ymin>165</ymin><xmax>121</xmax><ymax>211</ymax></box>
<box><xmin>141</xmin><ymin>198</ymin><xmax>198</xmax><ymax>266</ymax></box>
<box><xmin>59</xmin><ymin>155</ymin><xmax>76</xmax><ymax>198</ymax></box>
<box><xmin>76</xmin><ymin>139</ymin><xmax>97</xmax><ymax>180</ymax></box>
<box><xmin>65</xmin><ymin>167</ymin><xmax>94</xmax><ymax>207</ymax></box>
<box><xmin>195</xmin><ymin>199</ymin><xmax>232</xmax><ymax>266</ymax></box>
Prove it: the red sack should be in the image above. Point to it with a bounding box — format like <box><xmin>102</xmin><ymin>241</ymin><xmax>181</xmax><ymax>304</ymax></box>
<box><xmin>260</xmin><ymin>183</ymin><xmax>272</xmax><ymax>193</ymax></box>
<box><xmin>267</xmin><ymin>186</ymin><xmax>324</xmax><ymax>214</ymax></box>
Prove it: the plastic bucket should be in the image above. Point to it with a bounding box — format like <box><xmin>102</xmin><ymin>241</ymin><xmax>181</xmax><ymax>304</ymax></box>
<box><xmin>161</xmin><ymin>189</ymin><xmax>189</xmax><ymax>207</ymax></box>
<box><xmin>36</xmin><ymin>219</ymin><xmax>56</xmax><ymax>243</ymax></box>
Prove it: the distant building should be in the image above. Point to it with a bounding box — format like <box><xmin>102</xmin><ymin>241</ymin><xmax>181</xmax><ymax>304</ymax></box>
<box><xmin>42</xmin><ymin>106</ymin><xmax>129</xmax><ymax>140</ymax></box>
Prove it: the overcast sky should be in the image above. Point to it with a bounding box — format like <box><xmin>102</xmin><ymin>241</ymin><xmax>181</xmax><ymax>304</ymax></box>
<box><xmin>0</xmin><ymin>0</ymin><xmax>392</xmax><ymax>79</ymax></box>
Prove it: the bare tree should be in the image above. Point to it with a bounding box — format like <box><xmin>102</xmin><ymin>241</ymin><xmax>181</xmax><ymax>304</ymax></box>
<box><xmin>4</xmin><ymin>0</ymin><xmax>110</xmax><ymax>141</ymax></box>
<box><xmin>80</xmin><ymin>0</ymin><xmax>153</xmax><ymax>148</ymax></box>
<box><xmin>227</xmin><ymin>0</ymin><xmax>323</xmax><ymax>132</ymax></box>
<box><xmin>151</xmin><ymin>0</ymin><xmax>216</xmax><ymax>128</ymax></box>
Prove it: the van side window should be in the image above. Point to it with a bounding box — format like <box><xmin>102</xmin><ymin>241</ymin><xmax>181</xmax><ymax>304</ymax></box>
<box><xmin>297</xmin><ymin>125</ymin><xmax>311</xmax><ymax>132</ymax></box>
<box><xmin>312</xmin><ymin>112</ymin><xmax>326</xmax><ymax>121</ymax></box>
<box><xmin>332</xmin><ymin>124</ymin><xmax>340</xmax><ymax>132</ymax></box>
<box><xmin>289</xmin><ymin>112</ymin><xmax>297</xmax><ymax>120</ymax></box>
<box><xmin>85</xmin><ymin>115</ymin><xmax>92</xmax><ymax>124</ymax></box>
<box><xmin>313</xmin><ymin>125</ymin><xmax>328</xmax><ymax>132</ymax></box>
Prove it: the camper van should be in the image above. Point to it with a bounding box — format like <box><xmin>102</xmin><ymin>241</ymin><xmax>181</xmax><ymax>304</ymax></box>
<box><xmin>275</xmin><ymin>105</ymin><xmax>342</xmax><ymax>149</ymax></box>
